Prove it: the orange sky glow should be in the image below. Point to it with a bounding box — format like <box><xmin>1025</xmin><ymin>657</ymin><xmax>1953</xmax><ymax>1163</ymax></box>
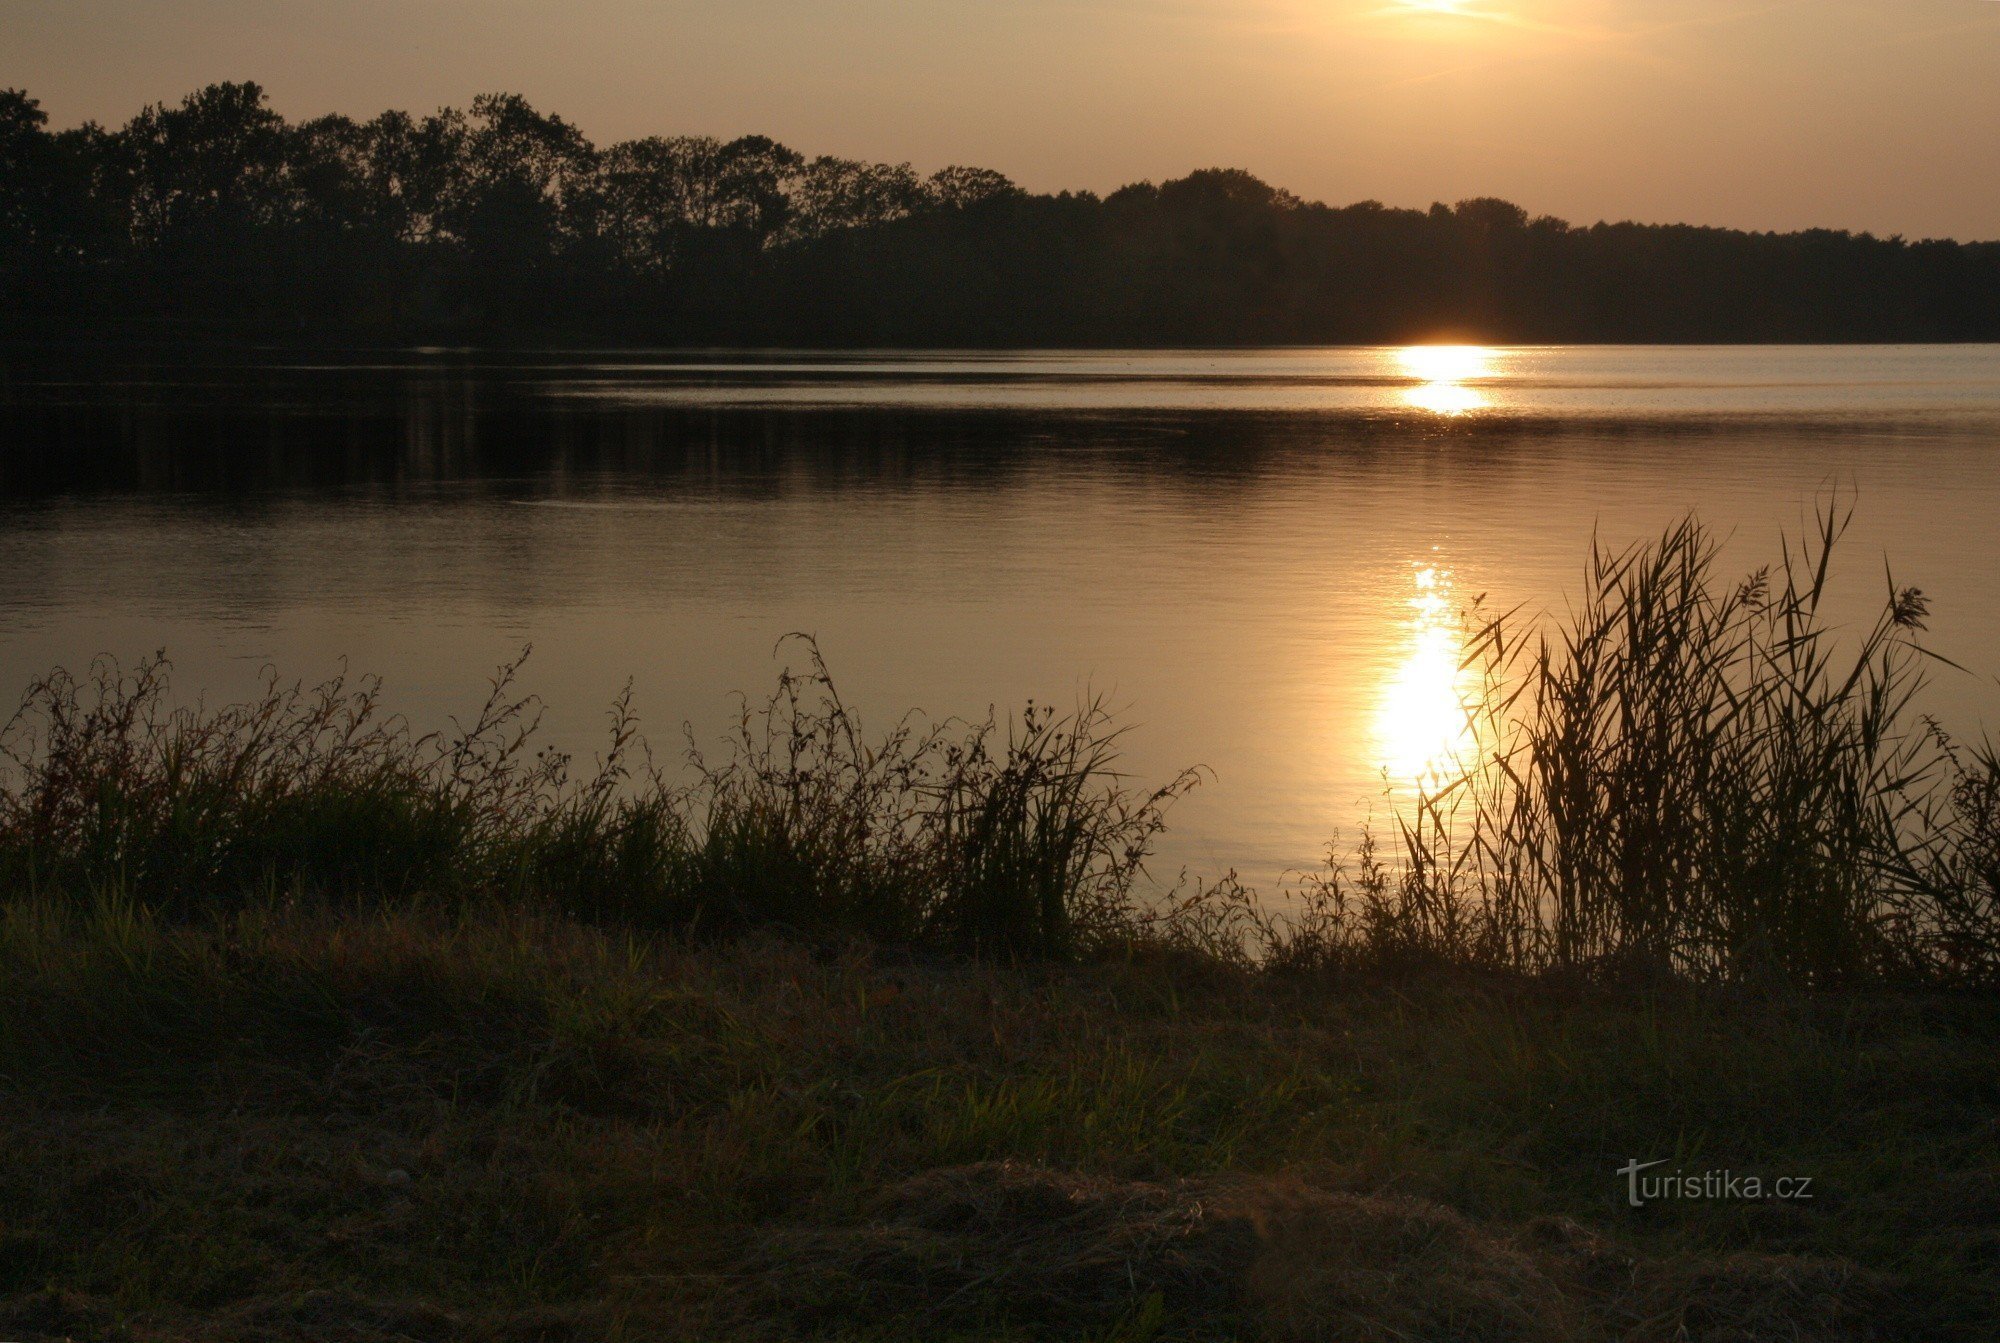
<box><xmin>8</xmin><ymin>0</ymin><xmax>1998</xmax><ymax>239</ymax></box>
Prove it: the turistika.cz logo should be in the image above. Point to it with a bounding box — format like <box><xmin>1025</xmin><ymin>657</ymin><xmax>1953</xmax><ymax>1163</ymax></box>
<box><xmin>1618</xmin><ymin>1159</ymin><xmax>1815</xmax><ymax>1208</ymax></box>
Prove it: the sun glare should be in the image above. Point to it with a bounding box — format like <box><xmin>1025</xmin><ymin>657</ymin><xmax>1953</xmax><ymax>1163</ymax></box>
<box><xmin>1397</xmin><ymin>345</ymin><xmax>1492</xmax><ymax>383</ymax></box>
<box><xmin>1404</xmin><ymin>382</ymin><xmax>1488</xmax><ymax>415</ymax></box>
<box><xmin>1395</xmin><ymin>344</ymin><xmax>1496</xmax><ymax>415</ymax></box>
<box><xmin>1399</xmin><ymin>0</ymin><xmax>1473</xmax><ymax>13</ymax></box>
<box><xmin>1375</xmin><ymin>564</ymin><xmax>1476</xmax><ymax>787</ymax></box>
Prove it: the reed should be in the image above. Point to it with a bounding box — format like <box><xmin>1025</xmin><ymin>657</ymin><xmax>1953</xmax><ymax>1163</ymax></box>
<box><xmin>2</xmin><ymin>507</ymin><xmax>1996</xmax><ymax>986</ymax></box>
<box><xmin>1275</xmin><ymin>501</ymin><xmax>2000</xmax><ymax>988</ymax></box>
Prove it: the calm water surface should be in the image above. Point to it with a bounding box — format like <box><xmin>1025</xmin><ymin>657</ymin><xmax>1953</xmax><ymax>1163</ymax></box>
<box><xmin>4</xmin><ymin>345</ymin><xmax>1999</xmax><ymax>889</ymax></box>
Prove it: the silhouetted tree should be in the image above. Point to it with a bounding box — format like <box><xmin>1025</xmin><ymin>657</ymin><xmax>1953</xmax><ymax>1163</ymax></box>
<box><xmin>0</xmin><ymin>90</ymin><xmax>56</xmax><ymax>313</ymax></box>
<box><xmin>2</xmin><ymin>82</ymin><xmax>1996</xmax><ymax>344</ymax></box>
<box><xmin>789</xmin><ymin>156</ymin><xmax>926</xmax><ymax>240</ymax></box>
<box><xmin>0</xmin><ymin>90</ymin><xmax>52</xmax><ymax>237</ymax></box>
<box><xmin>599</xmin><ymin>134</ymin><xmax>802</xmax><ymax>268</ymax></box>
<box><xmin>925</xmin><ymin>166</ymin><xmax>1022</xmax><ymax>212</ymax></box>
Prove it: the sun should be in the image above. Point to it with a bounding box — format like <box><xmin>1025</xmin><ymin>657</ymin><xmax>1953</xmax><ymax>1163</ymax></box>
<box><xmin>1397</xmin><ymin>344</ymin><xmax>1494</xmax><ymax>384</ymax></box>
<box><xmin>1395</xmin><ymin>345</ymin><xmax>1496</xmax><ymax>415</ymax></box>
<box><xmin>1400</xmin><ymin>0</ymin><xmax>1472</xmax><ymax>11</ymax></box>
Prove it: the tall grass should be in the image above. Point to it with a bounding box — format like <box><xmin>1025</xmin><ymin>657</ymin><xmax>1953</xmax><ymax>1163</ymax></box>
<box><xmin>0</xmin><ymin>639</ymin><xmax>1198</xmax><ymax>957</ymax></box>
<box><xmin>3</xmin><ymin>508</ymin><xmax>1997</xmax><ymax>985</ymax></box>
<box><xmin>1272</xmin><ymin>502</ymin><xmax>2000</xmax><ymax>988</ymax></box>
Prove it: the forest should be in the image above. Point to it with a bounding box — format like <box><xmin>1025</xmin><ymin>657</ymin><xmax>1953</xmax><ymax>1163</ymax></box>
<box><xmin>3</xmin><ymin>81</ymin><xmax>1997</xmax><ymax>345</ymax></box>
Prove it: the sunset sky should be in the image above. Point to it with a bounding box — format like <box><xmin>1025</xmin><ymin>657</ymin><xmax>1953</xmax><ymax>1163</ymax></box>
<box><xmin>9</xmin><ymin>0</ymin><xmax>1999</xmax><ymax>240</ymax></box>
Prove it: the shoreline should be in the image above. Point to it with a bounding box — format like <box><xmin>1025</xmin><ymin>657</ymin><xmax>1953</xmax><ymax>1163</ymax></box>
<box><xmin>2</xmin><ymin>899</ymin><xmax>1992</xmax><ymax>1341</ymax></box>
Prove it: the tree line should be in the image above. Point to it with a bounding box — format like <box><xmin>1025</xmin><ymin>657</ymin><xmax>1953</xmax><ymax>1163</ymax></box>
<box><xmin>3</xmin><ymin>82</ymin><xmax>1996</xmax><ymax>345</ymax></box>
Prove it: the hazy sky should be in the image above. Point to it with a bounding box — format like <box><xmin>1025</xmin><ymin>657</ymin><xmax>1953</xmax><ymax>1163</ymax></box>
<box><xmin>9</xmin><ymin>0</ymin><xmax>1999</xmax><ymax>240</ymax></box>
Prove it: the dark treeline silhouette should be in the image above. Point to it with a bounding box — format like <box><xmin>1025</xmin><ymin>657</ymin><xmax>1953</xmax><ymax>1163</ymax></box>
<box><xmin>4</xmin><ymin>82</ymin><xmax>1997</xmax><ymax>345</ymax></box>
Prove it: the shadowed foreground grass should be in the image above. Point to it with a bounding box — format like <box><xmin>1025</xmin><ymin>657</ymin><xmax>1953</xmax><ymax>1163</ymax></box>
<box><xmin>0</xmin><ymin>900</ymin><xmax>1995</xmax><ymax>1342</ymax></box>
<box><xmin>3</xmin><ymin>508</ymin><xmax>1999</xmax><ymax>1338</ymax></box>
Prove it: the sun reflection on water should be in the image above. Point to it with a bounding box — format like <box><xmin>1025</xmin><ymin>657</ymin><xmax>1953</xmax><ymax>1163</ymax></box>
<box><xmin>1397</xmin><ymin>344</ymin><xmax>1495</xmax><ymax>416</ymax></box>
<box><xmin>1375</xmin><ymin>561</ymin><xmax>1477</xmax><ymax>788</ymax></box>
<box><xmin>1403</xmin><ymin>382</ymin><xmax>1489</xmax><ymax>416</ymax></box>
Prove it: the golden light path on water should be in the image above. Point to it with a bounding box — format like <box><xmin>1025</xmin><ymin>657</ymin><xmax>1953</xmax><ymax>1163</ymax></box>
<box><xmin>10</xmin><ymin>344</ymin><xmax>2000</xmax><ymax>899</ymax></box>
<box><xmin>1398</xmin><ymin>343</ymin><xmax>1495</xmax><ymax>416</ymax></box>
<box><xmin>1369</xmin><ymin>345</ymin><xmax>1499</xmax><ymax>790</ymax></box>
<box><xmin>1373</xmin><ymin>560</ymin><xmax>1479</xmax><ymax>789</ymax></box>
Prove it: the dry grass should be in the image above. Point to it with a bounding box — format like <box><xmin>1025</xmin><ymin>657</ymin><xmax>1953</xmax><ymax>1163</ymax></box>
<box><xmin>1259</xmin><ymin>501</ymin><xmax>2000</xmax><ymax>989</ymax></box>
<box><xmin>0</xmin><ymin>637</ymin><xmax>1199</xmax><ymax>956</ymax></box>
<box><xmin>0</xmin><ymin>902</ymin><xmax>1990</xmax><ymax>1341</ymax></box>
<box><xmin>3</xmin><ymin>508</ymin><xmax>1999</xmax><ymax>1336</ymax></box>
<box><xmin>7</xmin><ymin>506</ymin><xmax>1998</xmax><ymax>990</ymax></box>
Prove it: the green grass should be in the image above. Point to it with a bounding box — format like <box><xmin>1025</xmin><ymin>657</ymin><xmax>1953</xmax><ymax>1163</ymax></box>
<box><xmin>0</xmin><ymin>901</ymin><xmax>1994</xmax><ymax>1340</ymax></box>
<box><xmin>5</xmin><ymin>504</ymin><xmax>1997</xmax><ymax>988</ymax></box>
<box><xmin>3</xmin><ymin>505</ymin><xmax>1999</xmax><ymax>1338</ymax></box>
<box><xmin>0</xmin><ymin>639</ymin><xmax>1201</xmax><ymax>959</ymax></box>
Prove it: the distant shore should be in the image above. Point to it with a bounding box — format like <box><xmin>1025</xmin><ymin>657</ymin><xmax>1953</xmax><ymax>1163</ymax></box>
<box><xmin>6</xmin><ymin>83</ymin><xmax>1998</xmax><ymax>348</ymax></box>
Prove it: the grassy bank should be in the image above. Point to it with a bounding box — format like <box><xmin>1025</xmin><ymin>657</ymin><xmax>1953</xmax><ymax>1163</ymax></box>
<box><xmin>3</xmin><ymin>506</ymin><xmax>1996</xmax><ymax>987</ymax></box>
<box><xmin>2</xmin><ymin>506</ymin><xmax>1999</xmax><ymax>1338</ymax></box>
<box><xmin>1</xmin><ymin>900</ymin><xmax>1996</xmax><ymax>1341</ymax></box>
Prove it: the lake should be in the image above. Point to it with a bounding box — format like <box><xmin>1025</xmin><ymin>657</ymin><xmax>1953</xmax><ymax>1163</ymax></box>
<box><xmin>4</xmin><ymin>344</ymin><xmax>1999</xmax><ymax>891</ymax></box>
